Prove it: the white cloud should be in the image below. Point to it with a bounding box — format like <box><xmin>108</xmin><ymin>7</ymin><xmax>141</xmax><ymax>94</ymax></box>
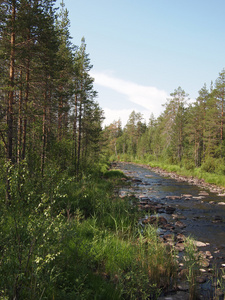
<box><xmin>91</xmin><ymin>71</ymin><xmax>169</xmax><ymax>119</ymax></box>
<box><xmin>91</xmin><ymin>72</ymin><xmax>168</xmax><ymax>126</ymax></box>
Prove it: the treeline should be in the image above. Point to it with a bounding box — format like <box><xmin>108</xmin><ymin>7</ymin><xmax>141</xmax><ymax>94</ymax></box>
<box><xmin>105</xmin><ymin>71</ymin><xmax>225</xmax><ymax>175</ymax></box>
<box><xmin>0</xmin><ymin>2</ymin><xmax>112</xmax><ymax>299</ymax></box>
<box><xmin>0</xmin><ymin>0</ymin><xmax>104</xmax><ymax>185</ymax></box>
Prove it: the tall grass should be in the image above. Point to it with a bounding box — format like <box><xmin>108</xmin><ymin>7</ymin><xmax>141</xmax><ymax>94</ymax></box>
<box><xmin>48</xmin><ymin>169</ymin><xmax>178</xmax><ymax>299</ymax></box>
<box><xmin>0</xmin><ymin>164</ymin><xmax>180</xmax><ymax>299</ymax></box>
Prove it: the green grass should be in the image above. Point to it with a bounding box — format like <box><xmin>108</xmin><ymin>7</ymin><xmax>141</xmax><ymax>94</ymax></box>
<box><xmin>48</xmin><ymin>169</ymin><xmax>178</xmax><ymax>299</ymax></box>
<box><xmin>0</xmin><ymin>163</ymin><xmax>180</xmax><ymax>299</ymax></box>
<box><xmin>56</xmin><ymin>218</ymin><xmax>177</xmax><ymax>300</ymax></box>
<box><xmin>103</xmin><ymin>169</ymin><xmax>127</xmax><ymax>179</ymax></box>
<box><xmin>130</xmin><ymin>157</ymin><xmax>225</xmax><ymax>189</ymax></box>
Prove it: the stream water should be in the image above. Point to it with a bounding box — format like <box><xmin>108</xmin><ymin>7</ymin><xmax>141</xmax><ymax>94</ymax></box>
<box><xmin>117</xmin><ymin>162</ymin><xmax>225</xmax><ymax>264</ymax></box>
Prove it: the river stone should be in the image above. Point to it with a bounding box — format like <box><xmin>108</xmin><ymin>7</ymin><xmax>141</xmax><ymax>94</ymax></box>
<box><xmin>176</xmin><ymin>233</ymin><xmax>186</xmax><ymax>242</ymax></box>
<box><xmin>163</xmin><ymin>233</ymin><xmax>174</xmax><ymax>242</ymax></box>
<box><xmin>212</xmin><ymin>215</ymin><xmax>223</xmax><ymax>223</ymax></box>
<box><xmin>172</xmin><ymin>214</ymin><xmax>187</xmax><ymax>220</ymax></box>
<box><xmin>199</xmin><ymin>268</ymin><xmax>207</xmax><ymax>272</ymax></box>
<box><xmin>193</xmin><ymin>196</ymin><xmax>205</xmax><ymax>200</ymax></box>
<box><xmin>199</xmin><ymin>250</ymin><xmax>213</xmax><ymax>260</ymax></box>
<box><xmin>205</xmin><ymin>251</ymin><xmax>212</xmax><ymax>258</ymax></box>
<box><xmin>158</xmin><ymin>291</ymin><xmax>190</xmax><ymax>300</ymax></box>
<box><xmin>193</xmin><ymin>240</ymin><xmax>208</xmax><ymax>247</ymax></box>
<box><xmin>142</xmin><ymin>216</ymin><xmax>167</xmax><ymax>226</ymax></box>
<box><xmin>139</xmin><ymin>195</ymin><xmax>149</xmax><ymax>200</ymax></box>
<box><xmin>166</xmin><ymin>206</ymin><xmax>176</xmax><ymax>214</ymax></box>
<box><xmin>132</xmin><ymin>178</ymin><xmax>142</xmax><ymax>183</ymax></box>
<box><xmin>218</xmin><ymin>202</ymin><xmax>225</xmax><ymax>205</ymax></box>
<box><xmin>163</xmin><ymin>223</ymin><xmax>175</xmax><ymax>230</ymax></box>
<box><xmin>166</xmin><ymin>196</ymin><xmax>181</xmax><ymax>200</ymax></box>
<box><xmin>199</xmin><ymin>258</ymin><xmax>210</xmax><ymax>268</ymax></box>
<box><xmin>175</xmin><ymin>221</ymin><xmax>186</xmax><ymax>229</ymax></box>
<box><xmin>175</xmin><ymin>243</ymin><xmax>185</xmax><ymax>252</ymax></box>
<box><xmin>199</xmin><ymin>191</ymin><xmax>209</xmax><ymax>196</ymax></box>
<box><xmin>182</xmin><ymin>194</ymin><xmax>192</xmax><ymax>198</ymax></box>
<box><xmin>177</xmin><ymin>282</ymin><xmax>189</xmax><ymax>291</ymax></box>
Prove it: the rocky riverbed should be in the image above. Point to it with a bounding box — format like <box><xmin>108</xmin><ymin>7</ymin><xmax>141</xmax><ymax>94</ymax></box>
<box><xmin>113</xmin><ymin>162</ymin><xmax>225</xmax><ymax>300</ymax></box>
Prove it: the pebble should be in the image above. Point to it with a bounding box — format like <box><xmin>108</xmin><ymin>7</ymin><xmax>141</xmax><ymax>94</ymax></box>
<box><xmin>175</xmin><ymin>243</ymin><xmax>185</xmax><ymax>252</ymax></box>
<box><xmin>199</xmin><ymin>259</ymin><xmax>210</xmax><ymax>268</ymax></box>
<box><xmin>193</xmin><ymin>241</ymin><xmax>209</xmax><ymax>247</ymax></box>
<box><xmin>199</xmin><ymin>268</ymin><xmax>207</xmax><ymax>272</ymax></box>
<box><xmin>199</xmin><ymin>191</ymin><xmax>209</xmax><ymax>196</ymax></box>
<box><xmin>175</xmin><ymin>221</ymin><xmax>186</xmax><ymax>229</ymax></box>
<box><xmin>181</xmin><ymin>194</ymin><xmax>193</xmax><ymax>198</ymax></box>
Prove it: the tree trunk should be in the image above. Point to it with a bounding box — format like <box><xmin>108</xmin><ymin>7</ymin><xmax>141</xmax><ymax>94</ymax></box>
<box><xmin>7</xmin><ymin>0</ymin><xmax>16</xmax><ymax>162</ymax></box>
<box><xmin>17</xmin><ymin>70</ymin><xmax>23</xmax><ymax>163</ymax></box>
<box><xmin>73</xmin><ymin>93</ymin><xmax>78</xmax><ymax>170</ymax></box>
<box><xmin>77</xmin><ymin>93</ymin><xmax>82</xmax><ymax>177</ymax></box>
<box><xmin>22</xmin><ymin>34</ymin><xmax>30</xmax><ymax>160</ymax></box>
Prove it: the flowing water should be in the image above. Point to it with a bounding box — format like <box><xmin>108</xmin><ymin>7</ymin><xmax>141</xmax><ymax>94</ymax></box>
<box><xmin>117</xmin><ymin>162</ymin><xmax>225</xmax><ymax>262</ymax></box>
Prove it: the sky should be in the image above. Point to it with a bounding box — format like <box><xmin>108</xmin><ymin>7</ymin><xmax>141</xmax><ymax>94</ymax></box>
<box><xmin>55</xmin><ymin>0</ymin><xmax>225</xmax><ymax>127</ymax></box>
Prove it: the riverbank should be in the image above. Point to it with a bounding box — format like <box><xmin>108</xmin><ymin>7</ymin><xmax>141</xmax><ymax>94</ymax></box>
<box><xmin>117</xmin><ymin>160</ymin><xmax>225</xmax><ymax>196</ymax></box>
<box><xmin>113</xmin><ymin>162</ymin><xmax>225</xmax><ymax>300</ymax></box>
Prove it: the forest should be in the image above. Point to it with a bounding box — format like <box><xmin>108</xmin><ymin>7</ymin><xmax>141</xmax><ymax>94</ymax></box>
<box><xmin>1</xmin><ymin>1</ymin><xmax>225</xmax><ymax>299</ymax></box>
<box><xmin>105</xmin><ymin>79</ymin><xmax>225</xmax><ymax>186</ymax></box>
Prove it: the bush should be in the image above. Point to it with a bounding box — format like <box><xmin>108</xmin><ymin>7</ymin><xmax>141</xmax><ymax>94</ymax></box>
<box><xmin>201</xmin><ymin>157</ymin><xmax>225</xmax><ymax>174</ymax></box>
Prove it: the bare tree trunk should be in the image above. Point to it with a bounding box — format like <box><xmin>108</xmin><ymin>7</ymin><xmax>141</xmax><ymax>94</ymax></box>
<box><xmin>22</xmin><ymin>36</ymin><xmax>30</xmax><ymax>160</ymax></box>
<box><xmin>41</xmin><ymin>104</ymin><xmax>46</xmax><ymax>178</ymax></box>
<box><xmin>17</xmin><ymin>70</ymin><xmax>23</xmax><ymax>163</ymax></box>
<box><xmin>73</xmin><ymin>93</ymin><xmax>78</xmax><ymax>169</ymax></box>
<box><xmin>58</xmin><ymin>93</ymin><xmax>63</xmax><ymax>142</ymax></box>
<box><xmin>6</xmin><ymin>0</ymin><xmax>16</xmax><ymax>202</ymax></box>
<box><xmin>77</xmin><ymin>94</ymin><xmax>82</xmax><ymax>177</ymax></box>
<box><xmin>7</xmin><ymin>0</ymin><xmax>16</xmax><ymax>163</ymax></box>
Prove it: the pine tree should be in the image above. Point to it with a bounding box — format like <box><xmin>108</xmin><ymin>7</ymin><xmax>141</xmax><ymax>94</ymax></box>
<box><xmin>73</xmin><ymin>38</ymin><xmax>100</xmax><ymax>176</ymax></box>
<box><xmin>214</xmin><ymin>69</ymin><xmax>225</xmax><ymax>157</ymax></box>
<box><xmin>160</xmin><ymin>87</ymin><xmax>189</xmax><ymax>163</ymax></box>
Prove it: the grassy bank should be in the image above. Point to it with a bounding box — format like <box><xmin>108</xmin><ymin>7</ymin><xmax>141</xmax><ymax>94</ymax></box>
<box><xmin>0</xmin><ymin>164</ymin><xmax>178</xmax><ymax>300</ymax></box>
<box><xmin>125</xmin><ymin>157</ymin><xmax>225</xmax><ymax>190</ymax></box>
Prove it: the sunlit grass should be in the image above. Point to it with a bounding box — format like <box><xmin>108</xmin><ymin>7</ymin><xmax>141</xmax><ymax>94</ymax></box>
<box><xmin>134</xmin><ymin>159</ymin><xmax>225</xmax><ymax>189</ymax></box>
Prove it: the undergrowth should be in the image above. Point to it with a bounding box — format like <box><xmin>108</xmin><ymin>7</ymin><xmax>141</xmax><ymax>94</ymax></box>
<box><xmin>0</xmin><ymin>164</ymin><xmax>178</xmax><ymax>299</ymax></box>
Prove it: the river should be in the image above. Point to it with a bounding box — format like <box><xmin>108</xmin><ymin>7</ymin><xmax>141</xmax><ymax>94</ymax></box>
<box><xmin>116</xmin><ymin>162</ymin><xmax>225</xmax><ymax>265</ymax></box>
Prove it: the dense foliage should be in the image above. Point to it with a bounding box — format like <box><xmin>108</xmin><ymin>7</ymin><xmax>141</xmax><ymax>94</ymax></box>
<box><xmin>105</xmin><ymin>77</ymin><xmax>225</xmax><ymax>181</ymax></box>
<box><xmin>0</xmin><ymin>0</ymin><xmax>104</xmax><ymax>182</ymax></box>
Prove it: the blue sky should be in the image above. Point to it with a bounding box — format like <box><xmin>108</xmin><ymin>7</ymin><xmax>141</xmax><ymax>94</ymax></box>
<box><xmin>55</xmin><ymin>0</ymin><xmax>225</xmax><ymax>126</ymax></box>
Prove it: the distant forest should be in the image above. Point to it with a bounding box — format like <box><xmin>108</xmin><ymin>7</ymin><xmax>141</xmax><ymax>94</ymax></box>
<box><xmin>105</xmin><ymin>76</ymin><xmax>225</xmax><ymax>175</ymax></box>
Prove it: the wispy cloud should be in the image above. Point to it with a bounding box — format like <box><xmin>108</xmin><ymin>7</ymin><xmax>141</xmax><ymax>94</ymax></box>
<box><xmin>91</xmin><ymin>71</ymin><xmax>169</xmax><ymax>118</ymax></box>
